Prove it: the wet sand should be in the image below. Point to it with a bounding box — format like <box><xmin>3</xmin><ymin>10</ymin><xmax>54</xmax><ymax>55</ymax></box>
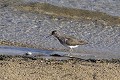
<box><xmin>0</xmin><ymin>56</ymin><xmax>120</xmax><ymax>80</ymax></box>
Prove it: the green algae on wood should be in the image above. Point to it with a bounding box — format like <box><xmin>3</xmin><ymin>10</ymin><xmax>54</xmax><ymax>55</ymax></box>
<box><xmin>16</xmin><ymin>3</ymin><xmax>120</xmax><ymax>25</ymax></box>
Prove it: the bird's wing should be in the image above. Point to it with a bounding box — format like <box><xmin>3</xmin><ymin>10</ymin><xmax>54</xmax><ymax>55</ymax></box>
<box><xmin>65</xmin><ymin>36</ymin><xmax>88</xmax><ymax>45</ymax></box>
<box><xmin>65</xmin><ymin>37</ymin><xmax>79</xmax><ymax>46</ymax></box>
<box><xmin>78</xmin><ymin>40</ymin><xmax>88</xmax><ymax>45</ymax></box>
<box><xmin>64</xmin><ymin>35</ymin><xmax>77</xmax><ymax>39</ymax></box>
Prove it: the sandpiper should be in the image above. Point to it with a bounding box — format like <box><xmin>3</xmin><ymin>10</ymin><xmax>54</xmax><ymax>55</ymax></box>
<box><xmin>49</xmin><ymin>30</ymin><xmax>88</xmax><ymax>56</ymax></box>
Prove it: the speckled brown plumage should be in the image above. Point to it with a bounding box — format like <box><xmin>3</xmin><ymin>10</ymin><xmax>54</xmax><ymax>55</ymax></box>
<box><xmin>51</xmin><ymin>30</ymin><xmax>88</xmax><ymax>48</ymax></box>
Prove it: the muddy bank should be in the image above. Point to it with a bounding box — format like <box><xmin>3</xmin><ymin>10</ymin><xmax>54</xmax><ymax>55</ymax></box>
<box><xmin>0</xmin><ymin>56</ymin><xmax>120</xmax><ymax>80</ymax></box>
<box><xmin>16</xmin><ymin>3</ymin><xmax>120</xmax><ymax>26</ymax></box>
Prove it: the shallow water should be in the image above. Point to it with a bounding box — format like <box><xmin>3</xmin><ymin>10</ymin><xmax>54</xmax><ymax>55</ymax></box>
<box><xmin>0</xmin><ymin>46</ymin><xmax>120</xmax><ymax>60</ymax></box>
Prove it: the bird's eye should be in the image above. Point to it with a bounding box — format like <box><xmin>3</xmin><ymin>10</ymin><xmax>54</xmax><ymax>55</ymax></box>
<box><xmin>53</xmin><ymin>31</ymin><xmax>57</xmax><ymax>34</ymax></box>
<box><xmin>54</xmin><ymin>31</ymin><xmax>57</xmax><ymax>33</ymax></box>
<box><xmin>51</xmin><ymin>31</ymin><xmax>57</xmax><ymax>35</ymax></box>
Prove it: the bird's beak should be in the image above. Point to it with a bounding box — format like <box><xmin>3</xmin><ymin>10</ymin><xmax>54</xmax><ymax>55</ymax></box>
<box><xmin>46</xmin><ymin>34</ymin><xmax>52</xmax><ymax>38</ymax></box>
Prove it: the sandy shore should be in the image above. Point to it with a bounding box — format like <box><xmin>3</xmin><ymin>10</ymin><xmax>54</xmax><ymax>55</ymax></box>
<box><xmin>0</xmin><ymin>56</ymin><xmax>120</xmax><ymax>80</ymax></box>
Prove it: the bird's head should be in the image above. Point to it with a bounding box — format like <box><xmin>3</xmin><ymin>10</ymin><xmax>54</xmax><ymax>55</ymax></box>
<box><xmin>46</xmin><ymin>30</ymin><xmax>59</xmax><ymax>38</ymax></box>
<box><xmin>50</xmin><ymin>30</ymin><xmax>61</xmax><ymax>38</ymax></box>
<box><xmin>51</xmin><ymin>30</ymin><xmax>57</xmax><ymax>35</ymax></box>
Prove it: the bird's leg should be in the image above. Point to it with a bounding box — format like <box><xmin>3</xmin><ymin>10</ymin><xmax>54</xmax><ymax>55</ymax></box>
<box><xmin>69</xmin><ymin>48</ymin><xmax>73</xmax><ymax>57</ymax></box>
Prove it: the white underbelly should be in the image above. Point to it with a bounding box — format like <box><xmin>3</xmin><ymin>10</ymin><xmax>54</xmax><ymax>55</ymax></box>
<box><xmin>68</xmin><ymin>45</ymin><xmax>79</xmax><ymax>49</ymax></box>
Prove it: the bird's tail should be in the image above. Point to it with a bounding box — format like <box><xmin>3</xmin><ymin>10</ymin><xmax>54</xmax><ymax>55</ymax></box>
<box><xmin>79</xmin><ymin>40</ymin><xmax>88</xmax><ymax>45</ymax></box>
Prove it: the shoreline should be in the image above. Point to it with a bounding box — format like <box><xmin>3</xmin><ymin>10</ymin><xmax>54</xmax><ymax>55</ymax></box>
<box><xmin>0</xmin><ymin>55</ymin><xmax>120</xmax><ymax>80</ymax></box>
<box><xmin>0</xmin><ymin>55</ymin><xmax>120</xmax><ymax>63</ymax></box>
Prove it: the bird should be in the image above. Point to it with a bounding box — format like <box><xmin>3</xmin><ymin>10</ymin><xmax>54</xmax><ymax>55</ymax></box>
<box><xmin>49</xmin><ymin>30</ymin><xmax>88</xmax><ymax>56</ymax></box>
